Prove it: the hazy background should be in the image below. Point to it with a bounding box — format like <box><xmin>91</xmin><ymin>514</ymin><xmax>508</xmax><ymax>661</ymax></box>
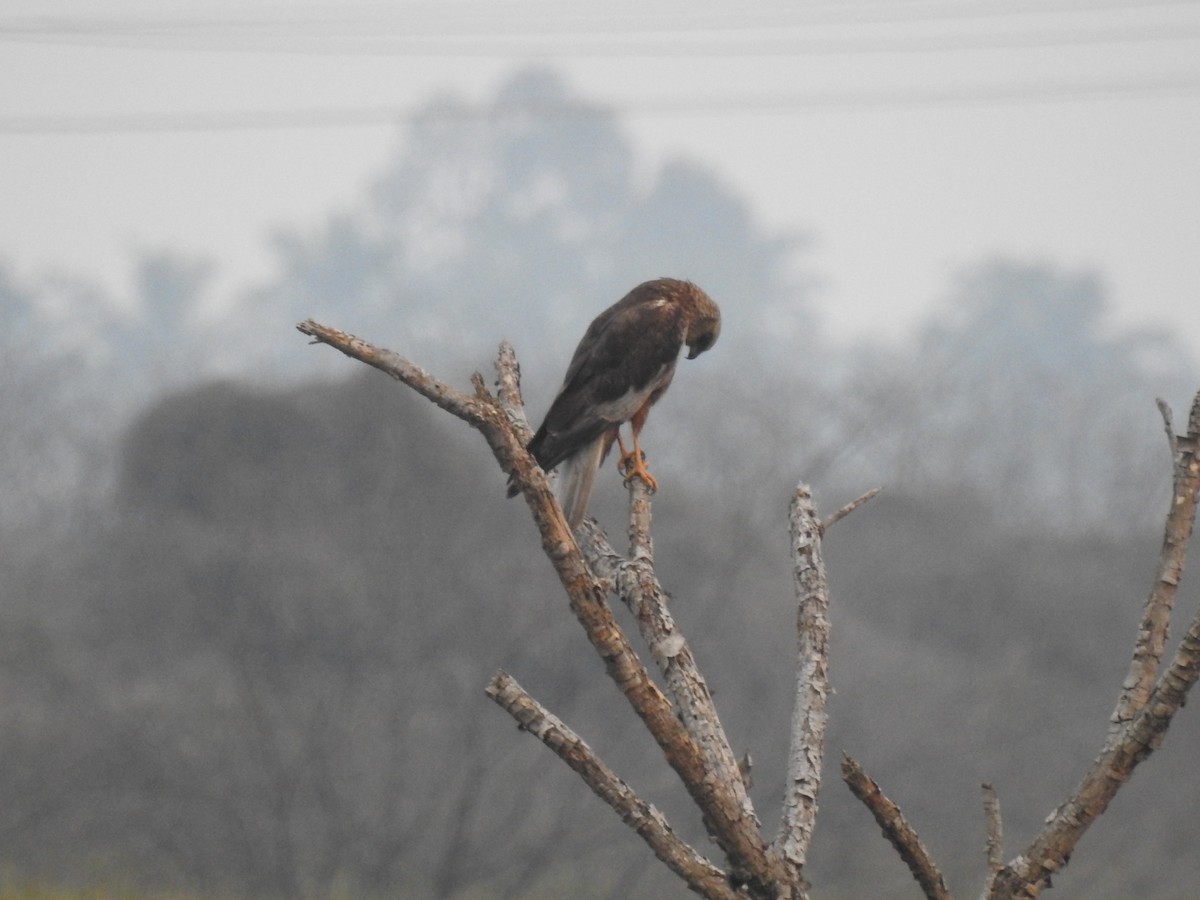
<box><xmin>2</xmin><ymin>3</ymin><xmax>1199</xmax><ymax>898</ymax></box>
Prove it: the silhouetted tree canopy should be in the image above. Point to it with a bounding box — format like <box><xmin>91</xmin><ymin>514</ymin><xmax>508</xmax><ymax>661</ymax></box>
<box><xmin>244</xmin><ymin>68</ymin><xmax>814</xmax><ymax>379</ymax></box>
<box><xmin>3</xmin><ymin>370</ymin><xmax>1197</xmax><ymax>898</ymax></box>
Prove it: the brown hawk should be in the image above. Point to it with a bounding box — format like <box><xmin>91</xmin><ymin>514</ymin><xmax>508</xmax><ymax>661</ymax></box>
<box><xmin>509</xmin><ymin>278</ymin><xmax>721</xmax><ymax>526</ymax></box>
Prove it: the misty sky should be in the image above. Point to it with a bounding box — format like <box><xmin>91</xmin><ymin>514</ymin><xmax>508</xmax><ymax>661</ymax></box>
<box><xmin>3</xmin><ymin>0</ymin><xmax>1199</xmax><ymax>354</ymax></box>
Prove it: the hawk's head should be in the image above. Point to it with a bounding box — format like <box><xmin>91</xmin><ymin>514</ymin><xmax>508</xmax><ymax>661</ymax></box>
<box><xmin>683</xmin><ymin>287</ymin><xmax>721</xmax><ymax>360</ymax></box>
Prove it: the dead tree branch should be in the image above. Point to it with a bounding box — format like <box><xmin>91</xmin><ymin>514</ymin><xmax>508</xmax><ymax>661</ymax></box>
<box><xmin>298</xmin><ymin>320</ymin><xmax>1197</xmax><ymax>900</ymax></box>
<box><xmin>297</xmin><ymin>322</ymin><xmax>733</xmax><ymax>883</ymax></box>
<box><xmin>577</xmin><ymin>488</ymin><xmax>786</xmax><ymax>893</ymax></box>
<box><xmin>293</xmin><ymin>328</ymin><xmax>687</xmax><ymax>724</ymax></box>
<box><xmin>835</xmin><ymin>393</ymin><xmax>1200</xmax><ymax>900</ymax></box>
<box><xmin>773</xmin><ymin>484</ymin><xmax>832</xmax><ymax>879</ymax></box>
<box><xmin>981</xmin><ymin>783</ymin><xmax>1004</xmax><ymax>890</ymax></box>
<box><xmin>298</xmin><ymin>321</ymin><xmax>801</xmax><ymax>897</ymax></box>
<box><xmin>1106</xmin><ymin>394</ymin><xmax>1200</xmax><ymax>742</ymax></box>
<box><xmin>298</xmin><ymin>319</ymin><xmax>489</xmax><ymax>426</ymax></box>
<box><xmin>841</xmin><ymin>754</ymin><xmax>952</xmax><ymax>900</ymax></box>
<box><xmin>990</xmin><ymin>598</ymin><xmax>1200</xmax><ymax>898</ymax></box>
<box><xmin>820</xmin><ymin>486</ymin><xmax>882</xmax><ymax>532</ymax></box>
<box><xmin>485</xmin><ymin>671</ymin><xmax>737</xmax><ymax>900</ymax></box>
<box><xmin>986</xmin><ymin>389</ymin><xmax>1200</xmax><ymax>899</ymax></box>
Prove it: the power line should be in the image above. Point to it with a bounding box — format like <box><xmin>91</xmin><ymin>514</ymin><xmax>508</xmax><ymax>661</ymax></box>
<box><xmin>2</xmin><ymin>0</ymin><xmax>1200</xmax><ymax>47</ymax></box>
<box><xmin>0</xmin><ymin>108</ymin><xmax>407</xmax><ymax>135</ymax></box>
<box><xmin>3</xmin><ymin>74</ymin><xmax>1198</xmax><ymax>136</ymax></box>
<box><xmin>9</xmin><ymin>23</ymin><xmax>1198</xmax><ymax>58</ymax></box>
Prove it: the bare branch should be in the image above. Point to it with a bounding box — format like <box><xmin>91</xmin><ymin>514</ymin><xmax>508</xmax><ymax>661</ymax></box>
<box><xmin>990</xmin><ymin>389</ymin><xmax>1200</xmax><ymax>899</ymax></box>
<box><xmin>485</xmin><ymin>671</ymin><xmax>738</xmax><ymax>900</ymax></box>
<box><xmin>1157</xmin><ymin>397</ymin><xmax>1178</xmax><ymax>459</ymax></box>
<box><xmin>300</xmin><ymin>322</ymin><xmax>1200</xmax><ymax>900</ymax></box>
<box><xmin>626</xmin><ymin>475</ymin><xmax>655</xmax><ymax>561</ymax></box>
<box><xmin>1107</xmin><ymin>393</ymin><xmax>1200</xmax><ymax>742</ymax></box>
<box><xmin>492</xmin><ymin>339</ymin><xmax>534</xmax><ymax>441</ymax></box>
<box><xmin>578</xmin><ymin>488</ymin><xmax>786</xmax><ymax>894</ymax></box>
<box><xmin>298</xmin><ymin>324</ymin><xmax>733</xmax><ymax>865</ymax></box>
<box><xmin>993</xmin><ymin>598</ymin><xmax>1200</xmax><ymax>899</ymax></box>
<box><xmin>297</xmin><ymin>321</ymin><xmax>567</xmax><ymax>543</ymax></box>
<box><xmin>841</xmin><ymin>755</ymin><xmax>952</xmax><ymax>900</ymax></box>
<box><xmin>820</xmin><ymin>486</ymin><xmax>882</xmax><ymax>532</ymax></box>
<box><xmin>773</xmin><ymin>484</ymin><xmax>832</xmax><ymax>880</ymax></box>
<box><xmin>300</xmin><ymin>323</ymin><xmax>787</xmax><ymax>896</ymax></box>
<box><xmin>297</xmin><ymin>320</ymin><xmax>488</xmax><ymax>426</ymax></box>
<box><xmin>981</xmin><ymin>783</ymin><xmax>1004</xmax><ymax>888</ymax></box>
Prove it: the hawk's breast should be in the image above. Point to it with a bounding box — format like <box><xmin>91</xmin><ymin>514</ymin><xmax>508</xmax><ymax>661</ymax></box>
<box><xmin>593</xmin><ymin>361</ymin><xmax>675</xmax><ymax>423</ymax></box>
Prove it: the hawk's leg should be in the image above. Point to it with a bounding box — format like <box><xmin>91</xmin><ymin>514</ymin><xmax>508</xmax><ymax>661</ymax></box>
<box><xmin>616</xmin><ymin>430</ymin><xmax>658</xmax><ymax>493</ymax></box>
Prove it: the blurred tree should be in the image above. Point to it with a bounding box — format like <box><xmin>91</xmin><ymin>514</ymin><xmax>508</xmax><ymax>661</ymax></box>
<box><xmin>244</xmin><ymin>67</ymin><xmax>814</xmax><ymax>386</ymax></box>
<box><xmin>4</xmin><ymin>375</ymin><xmax>671</xmax><ymax>899</ymax></box>
<box><xmin>835</xmin><ymin>259</ymin><xmax>1197</xmax><ymax>532</ymax></box>
<box><xmin>4</xmin><ymin>62</ymin><xmax>1199</xmax><ymax>900</ymax></box>
<box><xmin>0</xmin><ymin>264</ymin><xmax>123</xmax><ymax>532</ymax></box>
<box><xmin>119</xmin><ymin>251</ymin><xmax>215</xmax><ymax>385</ymax></box>
<box><xmin>2</xmin><ymin>365</ymin><xmax>1197</xmax><ymax>899</ymax></box>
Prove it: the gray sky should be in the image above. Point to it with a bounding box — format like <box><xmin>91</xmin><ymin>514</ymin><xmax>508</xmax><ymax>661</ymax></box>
<box><xmin>3</xmin><ymin>0</ymin><xmax>1199</xmax><ymax>353</ymax></box>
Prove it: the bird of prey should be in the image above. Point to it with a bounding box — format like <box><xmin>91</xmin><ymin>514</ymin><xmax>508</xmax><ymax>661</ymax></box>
<box><xmin>509</xmin><ymin>278</ymin><xmax>721</xmax><ymax>527</ymax></box>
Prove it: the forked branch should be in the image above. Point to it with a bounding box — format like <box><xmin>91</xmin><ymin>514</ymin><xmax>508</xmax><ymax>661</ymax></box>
<box><xmin>1107</xmin><ymin>394</ymin><xmax>1200</xmax><ymax>742</ymax></box>
<box><xmin>298</xmin><ymin>320</ymin><xmax>1197</xmax><ymax>900</ymax></box>
<box><xmin>986</xmin><ymin>390</ymin><xmax>1200</xmax><ymax>898</ymax></box>
<box><xmin>837</xmin><ymin>392</ymin><xmax>1200</xmax><ymax>900</ymax></box>
<box><xmin>297</xmin><ymin>321</ymin><xmax>821</xmax><ymax>898</ymax></box>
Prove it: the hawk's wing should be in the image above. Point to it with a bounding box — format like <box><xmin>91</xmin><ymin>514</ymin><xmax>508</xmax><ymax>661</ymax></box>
<box><xmin>530</xmin><ymin>294</ymin><xmax>688</xmax><ymax>473</ymax></box>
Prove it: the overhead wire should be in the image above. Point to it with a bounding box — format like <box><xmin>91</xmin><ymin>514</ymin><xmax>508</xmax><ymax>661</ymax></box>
<box><xmin>6</xmin><ymin>24</ymin><xmax>1199</xmax><ymax>57</ymax></box>
<box><xmin>1</xmin><ymin>0</ymin><xmax>1198</xmax><ymax>134</ymax></box>
<box><xmin>3</xmin><ymin>71</ymin><xmax>1199</xmax><ymax>136</ymax></box>
<box><xmin>3</xmin><ymin>0</ymin><xmax>1200</xmax><ymax>41</ymax></box>
<box><xmin>4</xmin><ymin>0</ymin><xmax>1200</xmax><ymax>49</ymax></box>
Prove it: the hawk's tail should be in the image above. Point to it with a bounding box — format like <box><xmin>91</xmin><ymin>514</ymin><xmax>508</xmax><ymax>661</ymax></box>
<box><xmin>555</xmin><ymin>436</ymin><xmax>606</xmax><ymax>528</ymax></box>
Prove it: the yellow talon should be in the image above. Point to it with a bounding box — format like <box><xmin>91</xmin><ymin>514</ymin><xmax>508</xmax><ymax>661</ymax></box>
<box><xmin>616</xmin><ymin>433</ymin><xmax>658</xmax><ymax>492</ymax></box>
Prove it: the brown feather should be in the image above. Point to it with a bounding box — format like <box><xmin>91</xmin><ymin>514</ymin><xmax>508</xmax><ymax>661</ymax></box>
<box><xmin>507</xmin><ymin>278</ymin><xmax>721</xmax><ymax>525</ymax></box>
